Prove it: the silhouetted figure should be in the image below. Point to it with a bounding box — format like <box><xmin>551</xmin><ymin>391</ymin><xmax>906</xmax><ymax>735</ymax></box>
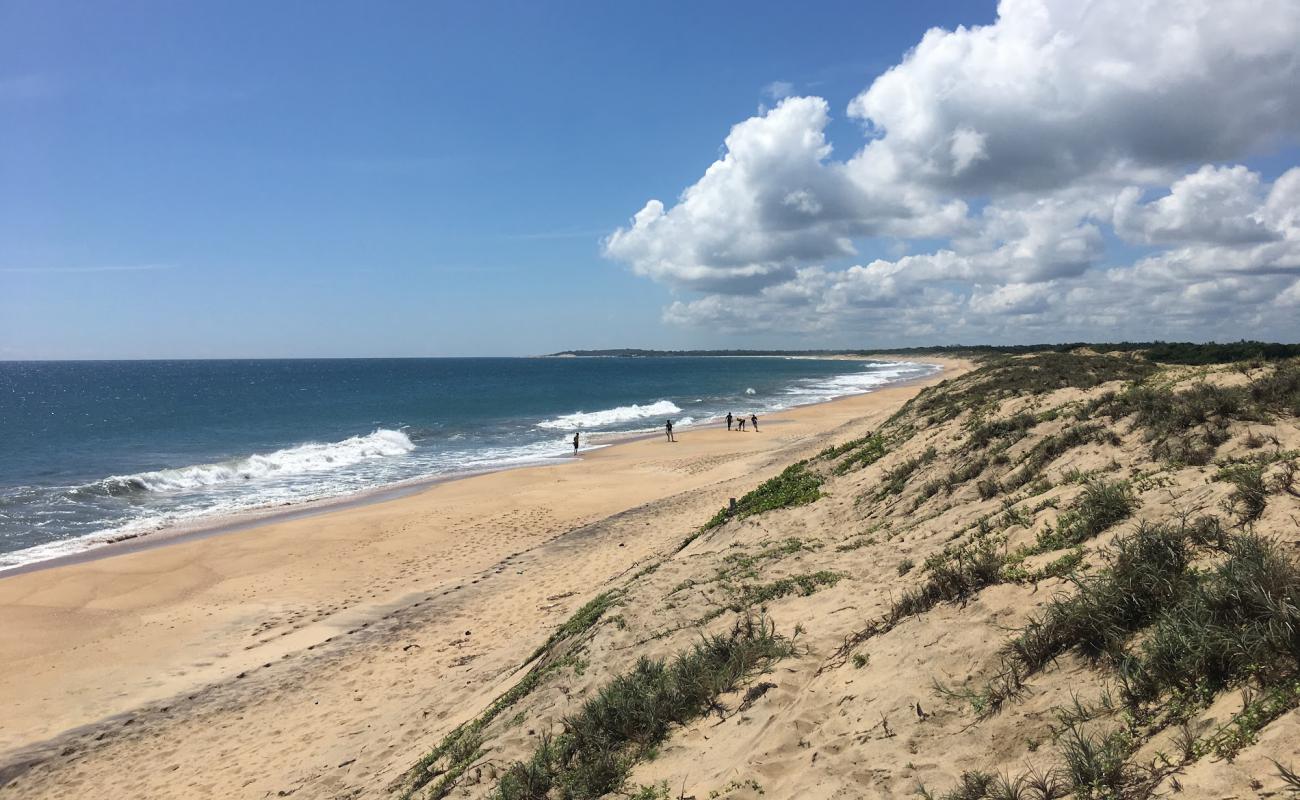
<box><xmin>750</xmin><ymin>414</ymin><xmax>759</xmax><ymax>432</ymax></box>
<box><xmin>726</xmin><ymin>412</ymin><xmax>733</xmax><ymax>431</ymax></box>
<box><xmin>738</xmin><ymin>417</ymin><xmax>746</xmax><ymax>431</ymax></box>
<box><xmin>573</xmin><ymin>432</ymin><xmax>580</xmax><ymax>454</ymax></box>
<box><xmin>665</xmin><ymin>419</ymin><xmax>676</xmax><ymax>442</ymax></box>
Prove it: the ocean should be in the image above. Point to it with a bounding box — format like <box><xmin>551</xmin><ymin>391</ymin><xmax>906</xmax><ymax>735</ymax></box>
<box><xmin>0</xmin><ymin>356</ymin><xmax>936</xmax><ymax>569</ymax></box>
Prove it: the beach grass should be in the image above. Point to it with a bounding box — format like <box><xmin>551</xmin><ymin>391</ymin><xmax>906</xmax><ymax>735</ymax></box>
<box><xmin>701</xmin><ymin>460</ymin><xmax>824</xmax><ymax>531</ymax></box>
<box><xmin>491</xmin><ymin>615</ymin><xmax>791</xmax><ymax>800</ymax></box>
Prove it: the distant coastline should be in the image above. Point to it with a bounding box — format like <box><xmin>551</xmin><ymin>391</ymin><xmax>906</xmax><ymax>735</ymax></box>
<box><xmin>545</xmin><ymin>340</ymin><xmax>1300</xmax><ymax>363</ymax></box>
<box><xmin>541</xmin><ymin>349</ymin><xmax>895</xmax><ymax>358</ymax></box>
<box><xmin>0</xmin><ymin>356</ymin><xmax>938</xmax><ymax>572</ymax></box>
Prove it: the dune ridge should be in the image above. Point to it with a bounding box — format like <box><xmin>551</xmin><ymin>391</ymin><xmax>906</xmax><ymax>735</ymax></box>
<box><xmin>394</xmin><ymin>351</ymin><xmax>1300</xmax><ymax>800</ymax></box>
<box><xmin>6</xmin><ymin>351</ymin><xmax>1300</xmax><ymax>799</ymax></box>
<box><xmin>0</xmin><ymin>360</ymin><xmax>960</xmax><ymax>798</ymax></box>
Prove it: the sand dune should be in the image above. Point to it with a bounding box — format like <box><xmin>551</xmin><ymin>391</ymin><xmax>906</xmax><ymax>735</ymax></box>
<box><xmin>0</xmin><ymin>359</ymin><xmax>965</xmax><ymax>798</ymax></box>
<box><xmin>6</xmin><ymin>352</ymin><xmax>1298</xmax><ymax>799</ymax></box>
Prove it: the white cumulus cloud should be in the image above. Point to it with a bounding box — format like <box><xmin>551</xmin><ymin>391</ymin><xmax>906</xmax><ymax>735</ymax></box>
<box><xmin>604</xmin><ymin>0</ymin><xmax>1300</xmax><ymax>343</ymax></box>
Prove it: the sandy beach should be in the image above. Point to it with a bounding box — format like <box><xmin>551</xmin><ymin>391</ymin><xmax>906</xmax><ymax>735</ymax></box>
<box><xmin>0</xmin><ymin>358</ymin><xmax>967</xmax><ymax>797</ymax></box>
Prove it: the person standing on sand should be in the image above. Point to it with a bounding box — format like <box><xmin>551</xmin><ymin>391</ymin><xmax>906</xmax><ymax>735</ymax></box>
<box><xmin>573</xmin><ymin>432</ymin><xmax>580</xmax><ymax>454</ymax></box>
<box><xmin>750</xmin><ymin>414</ymin><xmax>759</xmax><ymax>432</ymax></box>
<box><xmin>665</xmin><ymin>419</ymin><xmax>675</xmax><ymax>442</ymax></box>
<box><xmin>726</xmin><ymin>412</ymin><xmax>733</xmax><ymax>431</ymax></box>
<box><xmin>738</xmin><ymin>417</ymin><xmax>746</xmax><ymax>432</ymax></box>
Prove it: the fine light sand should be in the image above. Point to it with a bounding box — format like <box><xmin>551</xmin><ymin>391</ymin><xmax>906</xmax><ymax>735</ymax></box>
<box><xmin>0</xmin><ymin>358</ymin><xmax>968</xmax><ymax>798</ymax></box>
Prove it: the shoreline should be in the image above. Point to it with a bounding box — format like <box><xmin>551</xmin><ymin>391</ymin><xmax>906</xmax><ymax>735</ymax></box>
<box><xmin>0</xmin><ymin>356</ymin><xmax>968</xmax><ymax>782</ymax></box>
<box><xmin>0</xmin><ymin>435</ymin><xmax>635</xmax><ymax>579</ymax></box>
<box><xmin>0</xmin><ymin>358</ymin><xmax>943</xmax><ymax>578</ymax></box>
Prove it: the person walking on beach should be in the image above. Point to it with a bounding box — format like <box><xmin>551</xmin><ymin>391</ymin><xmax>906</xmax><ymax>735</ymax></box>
<box><xmin>665</xmin><ymin>419</ymin><xmax>675</xmax><ymax>442</ymax></box>
<box><xmin>750</xmin><ymin>414</ymin><xmax>759</xmax><ymax>432</ymax></box>
<box><xmin>726</xmin><ymin>412</ymin><xmax>733</xmax><ymax>431</ymax></box>
<box><xmin>573</xmin><ymin>432</ymin><xmax>580</xmax><ymax>454</ymax></box>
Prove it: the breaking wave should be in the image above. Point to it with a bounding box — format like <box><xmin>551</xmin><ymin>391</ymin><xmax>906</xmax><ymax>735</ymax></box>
<box><xmin>85</xmin><ymin>429</ymin><xmax>416</xmax><ymax>496</ymax></box>
<box><xmin>536</xmin><ymin>400</ymin><xmax>683</xmax><ymax>430</ymax></box>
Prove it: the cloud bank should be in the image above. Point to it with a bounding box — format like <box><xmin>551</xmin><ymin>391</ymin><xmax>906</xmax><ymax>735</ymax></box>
<box><xmin>604</xmin><ymin>0</ymin><xmax>1300</xmax><ymax>343</ymax></box>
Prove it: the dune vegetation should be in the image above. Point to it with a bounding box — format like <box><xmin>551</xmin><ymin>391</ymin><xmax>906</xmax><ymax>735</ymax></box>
<box><xmin>397</xmin><ymin>348</ymin><xmax>1300</xmax><ymax>800</ymax></box>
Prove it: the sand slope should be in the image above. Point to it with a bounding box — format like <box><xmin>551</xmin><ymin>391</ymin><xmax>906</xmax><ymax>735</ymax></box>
<box><xmin>389</xmin><ymin>353</ymin><xmax>1300</xmax><ymax>800</ymax></box>
<box><xmin>0</xmin><ymin>360</ymin><xmax>965</xmax><ymax>798</ymax></box>
<box><xmin>7</xmin><ymin>352</ymin><xmax>1298</xmax><ymax>800</ymax></box>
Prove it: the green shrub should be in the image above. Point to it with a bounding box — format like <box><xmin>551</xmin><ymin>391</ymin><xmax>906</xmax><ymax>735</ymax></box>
<box><xmin>1007</xmin><ymin>521</ymin><xmax>1193</xmax><ymax>672</ymax></box>
<box><xmin>1003</xmin><ymin>423</ymin><xmax>1114</xmax><ymax>490</ymax></box>
<box><xmin>402</xmin><ymin>588</ymin><xmax>629</xmax><ymax>798</ymax></box>
<box><xmin>889</xmin><ymin>538</ymin><xmax>1005</xmax><ymax>623</ymax></box>
<box><xmin>1090</xmin><ymin>362</ymin><xmax>1300</xmax><ymax>464</ymax></box>
<box><xmin>949</xmin><ymin>455</ymin><xmax>992</xmax><ymax>488</ymax></box>
<box><xmin>934</xmin><ymin>770</ymin><xmax>995</xmax><ymax>800</ymax></box>
<box><xmin>1217</xmin><ymin>460</ymin><xmax>1269</xmax><ymax>523</ymax></box>
<box><xmin>879</xmin><ymin>446</ymin><xmax>938</xmax><ymax>496</ymax></box>
<box><xmin>525</xmin><ymin>591</ymin><xmax>622</xmax><ymax>665</ymax></box>
<box><xmin>1129</xmin><ymin>533</ymin><xmax>1300</xmax><ymax>702</ymax></box>
<box><xmin>703</xmin><ymin>461</ymin><xmax>823</xmax><ymax>530</ymax></box>
<box><xmin>493</xmin><ymin>616</ymin><xmax>791</xmax><ymax>800</ymax></box>
<box><xmin>968</xmin><ymin>412</ymin><xmax>1038</xmax><ymax>450</ymax></box>
<box><xmin>831</xmin><ymin>433</ymin><xmax>888</xmax><ymax>475</ymax></box>
<box><xmin>1005</xmin><ymin>521</ymin><xmax>1300</xmax><ymax>713</ymax></box>
<box><xmin>1033</xmin><ymin>480</ymin><xmax>1134</xmax><ymax>552</ymax></box>
<box><xmin>818</xmin><ymin>433</ymin><xmax>876</xmax><ymax>460</ymax></box>
<box><xmin>726</xmin><ymin>571</ymin><xmax>841</xmax><ymax>611</ymax></box>
<box><xmin>1035</xmin><ymin>547</ymin><xmax>1087</xmax><ymax>581</ymax></box>
<box><xmin>1249</xmin><ymin>361</ymin><xmax>1300</xmax><ymax>415</ymax></box>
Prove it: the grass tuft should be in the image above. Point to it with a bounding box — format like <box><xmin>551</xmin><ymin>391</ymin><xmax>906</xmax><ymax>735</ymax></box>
<box><xmin>1008</xmin><ymin>520</ymin><xmax>1193</xmax><ymax>672</ymax></box>
<box><xmin>1217</xmin><ymin>460</ymin><xmax>1269</xmax><ymax>523</ymax></box>
<box><xmin>492</xmin><ymin>615</ymin><xmax>792</xmax><ymax>800</ymax></box>
<box><xmin>702</xmin><ymin>461</ymin><xmax>824</xmax><ymax>531</ymax></box>
<box><xmin>1032</xmin><ymin>480</ymin><xmax>1135</xmax><ymax>553</ymax></box>
<box><xmin>889</xmin><ymin>537</ymin><xmax>1004</xmax><ymax>623</ymax></box>
<box><xmin>1129</xmin><ymin>532</ymin><xmax>1300</xmax><ymax>704</ymax></box>
<box><xmin>879</xmin><ymin>446</ymin><xmax>939</xmax><ymax>496</ymax></box>
<box><xmin>525</xmin><ymin>591</ymin><xmax>622</xmax><ymax>665</ymax></box>
<box><xmin>830</xmin><ymin>433</ymin><xmax>889</xmax><ymax>475</ymax></box>
<box><xmin>1056</xmin><ymin>722</ymin><xmax>1156</xmax><ymax>799</ymax></box>
<box><xmin>401</xmin><ymin>590</ymin><xmax>622</xmax><ymax>799</ymax></box>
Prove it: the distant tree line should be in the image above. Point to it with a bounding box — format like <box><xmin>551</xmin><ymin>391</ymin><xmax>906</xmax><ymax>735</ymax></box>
<box><xmin>547</xmin><ymin>341</ymin><xmax>1300</xmax><ymax>365</ymax></box>
<box><xmin>549</xmin><ymin>348</ymin><xmax>880</xmax><ymax>358</ymax></box>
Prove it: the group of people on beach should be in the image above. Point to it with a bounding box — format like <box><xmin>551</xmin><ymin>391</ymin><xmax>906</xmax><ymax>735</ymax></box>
<box><xmin>571</xmin><ymin>411</ymin><xmax>760</xmax><ymax>453</ymax></box>
<box><xmin>663</xmin><ymin>412</ymin><xmax>757</xmax><ymax>442</ymax></box>
<box><xmin>725</xmin><ymin>412</ymin><xmax>759</xmax><ymax>433</ymax></box>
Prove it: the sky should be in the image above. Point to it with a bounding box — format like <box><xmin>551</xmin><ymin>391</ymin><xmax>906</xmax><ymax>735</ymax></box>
<box><xmin>2</xmin><ymin>0</ymin><xmax>1298</xmax><ymax>358</ymax></box>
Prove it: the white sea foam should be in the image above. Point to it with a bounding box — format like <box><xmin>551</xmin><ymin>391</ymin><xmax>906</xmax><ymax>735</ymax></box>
<box><xmin>536</xmin><ymin>400</ymin><xmax>682</xmax><ymax>430</ymax></box>
<box><xmin>768</xmin><ymin>361</ymin><xmax>940</xmax><ymax>410</ymax></box>
<box><xmin>0</xmin><ymin>434</ymin><xmax>589</xmax><ymax>571</ymax></box>
<box><xmin>1</xmin><ymin>362</ymin><xmax>940</xmax><ymax>572</ymax></box>
<box><xmin>93</xmin><ymin>429</ymin><xmax>416</xmax><ymax>495</ymax></box>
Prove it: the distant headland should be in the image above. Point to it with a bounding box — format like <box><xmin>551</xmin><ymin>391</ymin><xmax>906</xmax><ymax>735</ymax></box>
<box><xmin>546</xmin><ymin>341</ymin><xmax>1300</xmax><ymax>364</ymax></box>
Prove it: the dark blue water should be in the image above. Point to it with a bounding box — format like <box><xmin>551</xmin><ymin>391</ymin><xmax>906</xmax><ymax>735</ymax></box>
<box><xmin>0</xmin><ymin>357</ymin><xmax>934</xmax><ymax>568</ymax></box>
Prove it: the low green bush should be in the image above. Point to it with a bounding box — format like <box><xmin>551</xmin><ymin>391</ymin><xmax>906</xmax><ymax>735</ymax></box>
<box><xmin>702</xmin><ymin>461</ymin><xmax>824</xmax><ymax>531</ymax></box>
<box><xmin>493</xmin><ymin>616</ymin><xmax>791</xmax><ymax>800</ymax></box>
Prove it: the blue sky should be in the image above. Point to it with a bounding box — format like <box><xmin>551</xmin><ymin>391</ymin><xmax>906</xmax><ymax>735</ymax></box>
<box><xmin>0</xmin><ymin>1</ymin><xmax>994</xmax><ymax>357</ymax></box>
<box><xmin>3</xmin><ymin>1</ymin><xmax>1298</xmax><ymax>357</ymax></box>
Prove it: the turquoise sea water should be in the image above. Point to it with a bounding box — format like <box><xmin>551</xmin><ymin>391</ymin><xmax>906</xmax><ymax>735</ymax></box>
<box><xmin>0</xmin><ymin>356</ymin><xmax>935</xmax><ymax>568</ymax></box>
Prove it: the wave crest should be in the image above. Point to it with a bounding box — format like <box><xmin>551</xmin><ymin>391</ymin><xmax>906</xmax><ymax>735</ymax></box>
<box><xmin>536</xmin><ymin>400</ymin><xmax>682</xmax><ymax>430</ymax></box>
<box><xmin>87</xmin><ymin>429</ymin><xmax>416</xmax><ymax>496</ymax></box>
